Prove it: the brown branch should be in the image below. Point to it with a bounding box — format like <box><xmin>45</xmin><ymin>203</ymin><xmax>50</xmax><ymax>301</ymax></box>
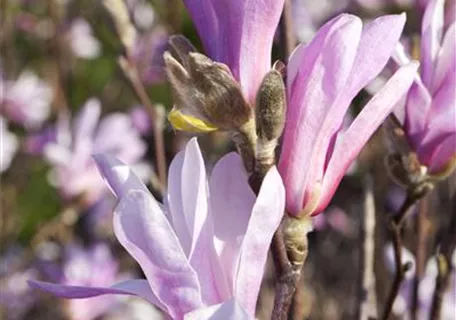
<box><xmin>358</xmin><ymin>176</ymin><xmax>378</xmax><ymax>320</ymax></box>
<box><xmin>411</xmin><ymin>195</ymin><xmax>430</xmax><ymax>320</ymax></box>
<box><xmin>381</xmin><ymin>192</ymin><xmax>419</xmax><ymax>320</ymax></box>
<box><xmin>429</xmin><ymin>192</ymin><xmax>456</xmax><ymax>320</ymax></box>
<box><xmin>118</xmin><ymin>57</ymin><xmax>167</xmax><ymax>190</ymax></box>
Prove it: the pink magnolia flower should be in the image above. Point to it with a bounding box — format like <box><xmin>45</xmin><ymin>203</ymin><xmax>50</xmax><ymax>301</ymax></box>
<box><xmin>0</xmin><ymin>70</ymin><xmax>52</xmax><ymax>128</ymax></box>
<box><xmin>29</xmin><ymin>138</ymin><xmax>285</xmax><ymax>319</ymax></box>
<box><xmin>393</xmin><ymin>0</ymin><xmax>455</xmax><ymax>175</ymax></box>
<box><xmin>42</xmin><ymin>98</ymin><xmax>147</xmax><ymax>205</ymax></box>
<box><xmin>278</xmin><ymin>13</ymin><xmax>419</xmax><ymax>216</ymax></box>
<box><xmin>183</xmin><ymin>0</ymin><xmax>285</xmax><ymax>103</ymax></box>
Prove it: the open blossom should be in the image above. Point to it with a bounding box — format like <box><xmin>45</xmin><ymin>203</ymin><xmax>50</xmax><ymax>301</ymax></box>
<box><xmin>278</xmin><ymin>13</ymin><xmax>418</xmax><ymax>216</ymax></box>
<box><xmin>42</xmin><ymin>98</ymin><xmax>147</xmax><ymax>205</ymax></box>
<box><xmin>0</xmin><ymin>117</ymin><xmax>18</xmax><ymax>172</ymax></box>
<box><xmin>0</xmin><ymin>70</ymin><xmax>52</xmax><ymax>128</ymax></box>
<box><xmin>393</xmin><ymin>0</ymin><xmax>455</xmax><ymax>176</ymax></box>
<box><xmin>29</xmin><ymin>138</ymin><xmax>285</xmax><ymax>319</ymax></box>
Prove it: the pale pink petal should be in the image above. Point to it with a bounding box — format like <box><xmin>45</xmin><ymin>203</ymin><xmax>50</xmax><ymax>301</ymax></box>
<box><xmin>426</xmin><ymin>133</ymin><xmax>456</xmax><ymax>173</ymax></box>
<box><xmin>73</xmin><ymin>98</ymin><xmax>101</xmax><ymax>144</ymax></box>
<box><xmin>420</xmin><ymin>0</ymin><xmax>445</xmax><ymax>88</ymax></box>
<box><xmin>184</xmin><ymin>299</ymin><xmax>253</xmax><ymax>320</ymax></box>
<box><xmin>403</xmin><ymin>79</ymin><xmax>433</xmax><ymax>143</ymax></box>
<box><xmin>344</xmin><ymin>14</ymin><xmax>406</xmax><ymax>103</ymax></box>
<box><xmin>113</xmin><ymin>190</ymin><xmax>203</xmax><ymax>318</ymax></box>
<box><xmin>209</xmin><ymin>152</ymin><xmax>255</xmax><ymax>292</ymax></box>
<box><xmin>235</xmin><ymin>166</ymin><xmax>285</xmax><ymax>315</ymax></box>
<box><xmin>92</xmin><ymin>153</ymin><xmax>149</xmax><ymax>198</ymax></box>
<box><xmin>28</xmin><ymin>279</ymin><xmax>166</xmax><ymax>312</ymax></box>
<box><xmin>279</xmin><ymin>14</ymin><xmax>362</xmax><ymax>215</ymax></box>
<box><xmin>181</xmin><ymin>138</ymin><xmax>226</xmax><ymax>305</ymax></box>
<box><xmin>167</xmin><ymin>149</ymin><xmax>192</xmax><ymax>254</ymax></box>
<box><xmin>433</xmin><ymin>23</ymin><xmax>456</xmax><ymax>93</ymax></box>
<box><xmin>317</xmin><ymin>62</ymin><xmax>418</xmax><ymax>214</ymax></box>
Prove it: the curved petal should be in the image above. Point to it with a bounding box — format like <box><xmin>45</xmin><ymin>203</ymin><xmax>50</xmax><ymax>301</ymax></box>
<box><xmin>73</xmin><ymin>98</ymin><xmax>101</xmax><ymax>146</ymax></box>
<box><xmin>343</xmin><ymin>14</ymin><xmax>406</xmax><ymax>104</ymax></box>
<box><xmin>184</xmin><ymin>299</ymin><xmax>253</xmax><ymax>320</ymax></box>
<box><xmin>420</xmin><ymin>0</ymin><xmax>445</xmax><ymax>88</ymax></box>
<box><xmin>209</xmin><ymin>152</ymin><xmax>255</xmax><ymax>292</ymax></box>
<box><xmin>28</xmin><ymin>279</ymin><xmax>167</xmax><ymax>312</ymax></box>
<box><xmin>279</xmin><ymin>14</ymin><xmax>362</xmax><ymax>215</ymax></box>
<box><xmin>403</xmin><ymin>78</ymin><xmax>433</xmax><ymax>144</ymax></box>
<box><xmin>318</xmin><ymin>62</ymin><xmax>418</xmax><ymax>214</ymax></box>
<box><xmin>181</xmin><ymin>138</ymin><xmax>226</xmax><ymax>305</ymax></box>
<box><xmin>167</xmin><ymin>149</ymin><xmax>192</xmax><ymax>254</ymax></box>
<box><xmin>433</xmin><ymin>23</ymin><xmax>455</xmax><ymax>93</ymax></box>
<box><xmin>92</xmin><ymin>153</ymin><xmax>149</xmax><ymax>198</ymax></box>
<box><xmin>235</xmin><ymin>166</ymin><xmax>285</xmax><ymax>315</ymax></box>
<box><xmin>426</xmin><ymin>133</ymin><xmax>456</xmax><ymax>174</ymax></box>
<box><xmin>113</xmin><ymin>190</ymin><xmax>203</xmax><ymax>318</ymax></box>
<box><xmin>182</xmin><ymin>0</ymin><xmax>218</xmax><ymax>58</ymax></box>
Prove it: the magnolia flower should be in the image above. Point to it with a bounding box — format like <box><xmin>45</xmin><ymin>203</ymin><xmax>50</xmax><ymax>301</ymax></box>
<box><xmin>43</xmin><ymin>98</ymin><xmax>147</xmax><ymax>205</ymax></box>
<box><xmin>278</xmin><ymin>13</ymin><xmax>418</xmax><ymax>216</ymax></box>
<box><xmin>29</xmin><ymin>138</ymin><xmax>285</xmax><ymax>319</ymax></box>
<box><xmin>0</xmin><ymin>117</ymin><xmax>18</xmax><ymax>172</ymax></box>
<box><xmin>0</xmin><ymin>70</ymin><xmax>52</xmax><ymax>128</ymax></box>
<box><xmin>67</xmin><ymin>18</ymin><xmax>101</xmax><ymax>59</ymax></box>
<box><xmin>392</xmin><ymin>0</ymin><xmax>455</xmax><ymax>178</ymax></box>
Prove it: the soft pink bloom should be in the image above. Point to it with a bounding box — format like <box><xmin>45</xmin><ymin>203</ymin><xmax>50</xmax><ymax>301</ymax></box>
<box><xmin>393</xmin><ymin>0</ymin><xmax>455</xmax><ymax>174</ymax></box>
<box><xmin>42</xmin><ymin>98</ymin><xmax>148</xmax><ymax>204</ymax></box>
<box><xmin>183</xmin><ymin>0</ymin><xmax>285</xmax><ymax>103</ymax></box>
<box><xmin>67</xmin><ymin>18</ymin><xmax>101</xmax><ymax>59</ymax></box>
<box><xmin>278</xmin><ymin>13</ymin><xmax>419</xmax><ymax>216</ymax></box>
<box><xmin>0</xmin><ymin>116</ymin><xmax>18</xmax><ymax>172</ymax></box>
<box><xmin>0</xmin><ymin>70</ymin><xmax>52</xmax><ymax>128</ymax></box>
<box><xmin>30</xmin><ymin>138</ymin><xmax>285</xmax><ymax>319</ymax></box>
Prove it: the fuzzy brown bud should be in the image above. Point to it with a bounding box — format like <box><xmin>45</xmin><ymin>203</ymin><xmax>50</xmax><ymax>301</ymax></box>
<box><xmin>164</xmin><ymin>50</ymin><xmax>252</xmax><ymax>131</ymax></box>
<box><xmin>255</xmin><ymin>68</ymin><xmax>286</xmax><ymax>142</ymax></box>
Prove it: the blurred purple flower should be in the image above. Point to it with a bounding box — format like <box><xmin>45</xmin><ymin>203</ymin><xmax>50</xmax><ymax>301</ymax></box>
<box><xmin>278</xmin><ymin>13</ymin><xmax>418</xmax><ymax>216</ymax></box>
<box><xmin>42</xmin><ymin>98</ymin><xmax>148</xmax><ymax>205</ymax></box>
<box><xmin>132</xmin><ymin>28</ymin><xmax>168</xmax><ymax>84</ymax></box>
<box><xmin>392</xmin><ymin>0</ymin><xmax>456</xmax><ymax>175</ymax></box>
<box><xmin>129</xmin><ymin>105</ymin><xmax>151</xmax><ymax>135</ymax></box>
<box><xmin>0</xmin><ymin>246</ymin><xmax>40</xmax><ymax>320</ymax></box>
<box><xmin>67</xmin><ymin>18</ymin><xmax>101</xmax><ymax>59</ymax></box>
<box><xmin>61</xmin><ymin>244</ymin><xmax>125</xmax><ymax>320</ymax></box>
<box><xmin>0</xmin><ymin>70</ymin><xmax>52</xmax><ymax>128</ymax></box>
<box><xmin>30</xmin><ymin>138</ymin><xmax>286</xmax><ymax>319</ymax></box>
<box><xmin>183</xmin><ymin>0</ymin><xmax>285</xmax><ymax>103</ymax></box>
<box><xmin>0</xmin><ymin>117</ymin><xmax>18</xmax><ymax>172</ymax></box>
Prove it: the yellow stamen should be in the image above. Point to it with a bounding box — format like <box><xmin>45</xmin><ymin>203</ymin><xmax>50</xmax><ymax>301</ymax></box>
<box><xmin>168</xmin><ymin>109</ymin><xmax>218</xmax><ymax>133</ymax></box>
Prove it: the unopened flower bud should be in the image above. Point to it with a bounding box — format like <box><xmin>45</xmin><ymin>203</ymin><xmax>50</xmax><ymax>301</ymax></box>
<box><xmin>250</xmin><ymin>66</ymin><xmax>286</xmax><ymax>182</ymax></box>
<box><xmin>283</xmin><ymin>214</ymin><xmax>312</xmax><ymax>267</ymax></box>
<box><xmin>164</xmin><ymin>50</ymin><xmax>252</xmax><ymax>131</ymax></box>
